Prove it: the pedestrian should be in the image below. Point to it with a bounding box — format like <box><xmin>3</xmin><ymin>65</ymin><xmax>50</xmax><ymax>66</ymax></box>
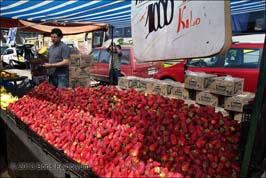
<box><xmin>43</xmin><ymin>28</ymin><xmax>70</xmax><ymax>88</ymax></box>
<box><xmin>107</xmin><ymin>43</ymin><xmax>122</xmax><ymax>85</ymax></box>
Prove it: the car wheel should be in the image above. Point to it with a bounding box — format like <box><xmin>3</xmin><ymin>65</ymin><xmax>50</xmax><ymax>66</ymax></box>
<box><xmin>2</xmin><ymin>61</ymin><xmax>8</xmax><ymax>67</ymax></box>
<box><xmin>163</xmin><ymin>78</ymin><xmax>175</xmax><ymax>82</ymax></box>
<box><xmin>8</xmin><ymin>60</ymin><xmax>14</xmax><ymax>68</ymax></box>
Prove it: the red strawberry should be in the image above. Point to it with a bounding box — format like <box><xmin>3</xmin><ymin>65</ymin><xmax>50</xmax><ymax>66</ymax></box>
<box><xmin>170</xmin><ymin>134</ymin><xmax>177</xmax><ymax>145</ymax></box>
<box><xmin>181</xmin><ymin>163</ymin><xmax>189</xmax><ymax>172</ymax></box>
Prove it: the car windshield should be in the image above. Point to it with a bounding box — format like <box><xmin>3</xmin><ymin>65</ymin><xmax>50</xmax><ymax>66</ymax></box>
<box><xmin>187</xmin><ymin>47</ymin><xmax>261</xmax><ymax>69</ymax></box>
<box><xmin>0</xmin><ymin>47</ymin><xmax>8</xmax><ymax>55</ymax></box>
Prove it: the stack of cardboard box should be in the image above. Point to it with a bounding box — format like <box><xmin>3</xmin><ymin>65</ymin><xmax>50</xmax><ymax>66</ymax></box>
<box><xmin>118</xmin><ymin>77</ymin><xmax>189</xmax><ymax>100</ymax></box>
<box><xmin>69</xmin><ymin>54</ymin><xmax>92</xmax><ymax>88</ymax></box>
<box><xmin>184</xmin><ymin>72</ymin><xmax>218</xmax><ymax>106</ymax></box>
<box><xmin>118</xmin><ymin>72</ymin><xmax>255</xmax><ymax>120</ymax></box>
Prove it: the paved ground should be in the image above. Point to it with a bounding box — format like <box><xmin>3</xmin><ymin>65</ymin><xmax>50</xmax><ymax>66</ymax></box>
<box><xmin>4</xmin><ymin>69</ymin><xmax>32</xmax><ymax>80</ymax></box>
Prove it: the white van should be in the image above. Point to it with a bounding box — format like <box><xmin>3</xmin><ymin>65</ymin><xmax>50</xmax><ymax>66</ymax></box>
<box><xmin>1</xmin><ymin>44</ymin><xmax>35</xmax><ymax>67</ymax></box>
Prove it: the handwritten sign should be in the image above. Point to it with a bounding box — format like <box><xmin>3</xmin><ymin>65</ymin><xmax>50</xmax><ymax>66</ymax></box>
<box><xmin>131</xmin><ymin>0</ymin><xmax>232</xmax><ymax>62</ymax></box>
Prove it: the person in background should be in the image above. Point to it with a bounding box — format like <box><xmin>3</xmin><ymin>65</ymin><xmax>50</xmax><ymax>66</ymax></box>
<box><xmin>43</xmin><ymin>28</ymin><xmax>70</xmax><ymax>88</ymax></box>
<box><xmin>107</xmin><ymin>43</ymin><xmax>122</xmax><ymax>85</ymax></box>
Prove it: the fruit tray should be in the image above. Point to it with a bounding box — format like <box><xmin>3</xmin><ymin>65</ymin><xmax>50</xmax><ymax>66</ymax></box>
<box><xmin>6</xmin><ymin>109</ymin><xmax>99</xmax><ymax>178</ymax></box>
<box><xmin>6</xmin><ymin>110</ymin><xmax>28</xmax><ymax>132</ymax></box>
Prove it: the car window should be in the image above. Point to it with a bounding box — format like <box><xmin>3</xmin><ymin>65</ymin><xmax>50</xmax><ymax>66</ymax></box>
<box><xmin>225</xmin><ymin>48</ymin><xmax>260</xmax><ymax>68</ymax></box>
<box><xmin>121</xmin><ymin>49</ymin><xmax>130</xmax><ymax>65</ymax></box>
<box><xmin>242</xmin><ymin>49</ymin><xmax>260</xmax><ymax>68</ymax></box>
<box><xmin>187</xmin><ymin>47</ymin><xmax>261</xmax><ymax>69</ymax></box>
<box><xmin>99</xmin><ymin>49</ymin><xmax>110</xmax><ymax>64</ymax></box>
<box><xmin>0</xmin><ymin>47</ymin><xmax>8</xmax><ymax>55</ymax></box>
<box><xmin>90</xmin><ymin>49</ymin><xmax>100</xmax><ymax>62</ymax></box>
<box><xmin>5</xmin><ymin>49</ymin><xmax>14</xmax><ymax>55</ymax></box>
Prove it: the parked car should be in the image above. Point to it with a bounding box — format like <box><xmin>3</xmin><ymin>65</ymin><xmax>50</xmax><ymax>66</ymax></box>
<box><xmin>1</xmin><ymin>44</ymin><xmax>35</xmax><ymax>68</ymax></box>
<box><xmin>90</xmin><ymin>45</ymin><xmax>164</xmax><ymax>83</ymax></box>
<box><xmin>0</xmin><ymin>45</ymin><xmax>9</xmax><ymax>55</ymax></box>
<box><xmin>154</xmin><ymin>35</ymin><xmax>265</xmax><ymax>92</ymax></box>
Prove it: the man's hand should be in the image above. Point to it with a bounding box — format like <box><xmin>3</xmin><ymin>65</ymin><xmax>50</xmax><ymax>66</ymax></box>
<box><xmin>42</xmin><ymin>63</ymin><xmax>54</xmax><ymax>68</ymax></box>
<box><xmin>43</xmin><ymin>59</ymin><xmax>69</xmax><ymax>68</ymax></box>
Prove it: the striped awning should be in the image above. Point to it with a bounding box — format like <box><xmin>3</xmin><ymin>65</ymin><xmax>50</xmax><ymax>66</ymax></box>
<box><xmin>0</xmin><ymin>0</ymin><xmax>265</xmax><ymax>28</ymax></box>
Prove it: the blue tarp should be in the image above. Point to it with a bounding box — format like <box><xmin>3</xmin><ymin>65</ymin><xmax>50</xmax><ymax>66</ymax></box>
<box><xmin>0</xmin><ymin>0</ymin><xmax>265</xmax><ymax>28</ymax></box>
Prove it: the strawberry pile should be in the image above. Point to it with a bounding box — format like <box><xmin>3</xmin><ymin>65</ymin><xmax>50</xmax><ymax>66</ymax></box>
<box><xmin>8</xmin><ymin>82</ymin><xmax>240</xmax><ymax>177</ymax></box>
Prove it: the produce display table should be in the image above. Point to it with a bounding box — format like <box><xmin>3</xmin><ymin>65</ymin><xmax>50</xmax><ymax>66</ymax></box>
<box><xmin>0</xmin><ymin>110</ymin><xmax>96</xmax><ymax>178</ymax></box>
<box><xmin>0</xmin><ymin>76</ymin><xmax>28</xmax><ymax>86</ymax></box>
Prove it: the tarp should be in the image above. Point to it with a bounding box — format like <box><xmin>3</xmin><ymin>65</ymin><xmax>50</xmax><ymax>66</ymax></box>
<box><xmin>18</xmin><ymin>20</ymin><xmax>107</xmax><ymax>35</ymax></box>
<box><xmin>0</xmin><ymin>17</ymin><xmax>108</xmax><ymax>34</ymax></box>
<box><xmin>0</xmin><ymin>0</ymin><xmax>131</xmax><ymax>28</ymax></box>
<box><xmin>0</xmin><ymin>0</ymin><xmax>265</xmax><ymax>28</ymax></box>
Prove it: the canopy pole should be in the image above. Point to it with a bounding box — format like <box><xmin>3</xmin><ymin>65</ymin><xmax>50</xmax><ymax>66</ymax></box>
<box><xmin>240</xmin><ymin>34</ymin><xmax>266</xmax><ymax>177</ymax></box>
<box><xmin>109</xmin><ymin>24</ymin><xmax>114</xmax><ymax>84</ymax></box>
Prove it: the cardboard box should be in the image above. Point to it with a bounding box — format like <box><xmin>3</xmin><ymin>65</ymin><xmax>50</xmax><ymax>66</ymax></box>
<box><xmin>32</xmin><ymin>75</ymin><xmax>48</xmax><ymax>85</ymax></box>
<box><xmin>166</xmin><ymin>82</ymin><xmax>190</xmax><ymax>100</ymax></box>
<box><xmin>184</xmin><ymin>99</ymin><xmax>200</xmax><ymax>107</ymax></box>
<box><xmin>224</xmin><ymin>92</ymin><xmax>255</xmax><ymax>112</ymax></box>
<box><xmin>70</xmin><ymin>54</ymin><xmax>80</xmax><ymax>68</ymax></box>
<box><xmin>69</xmin><ymin>78</ymin><xmax>90</xmax><ymax>88</ymax></box>
<box><xmin>31</xmin><ymin>67</ymin><xmax>47</xmax><ymax>76</ymax></box>
<box><xmin>149</xmin><ymin>80</ymin><xmax>168</xmax><ymax>95</ymax></box>
<box><xmin>184</xmin><ymin>72</ymin><xmax>217</xmax><ymax>90</ymax></box>
<box><xmin>209</xmin><ymin>76</ymin><xmax>244</xmax><ymax>96</ymax></box>
<box><xmin>80</xmin><ymin>54</ymin><xmax>93</xmax><ymax>68</ymax></box>
<box><xmin>234</xmin><ymin>113</ymin><xmax>242</xmax><ymax>122</ymax></box>
<box><xmin>28</xmin><ymin>56</ymin><xmax>48</xmax><ymax>64</ymax></box>
<box><xmin>172</xmin><ymin>88</ymin><xmax>190</xmax><ymax>100</ymax></box>
<box><xmin>196</xmin><ymin>91</ymin><xmax>219</xmax><ymax>107</ymax></box>
<box><xmin>163</xmin><ymin>80</ymin><xmax>182</xmax><ymax>95</ymax></box>
<box><xmin>29</xmin><ymin>57</ymin><xmax>48</xmax><ymax>76</ymax></box>
<box><xmin>215</xmin><ymin>107</ymin><xmax>230</xmax><ymax>117</ymax></box>
<box><xmin>70</xmin><ymin>54</ymin><xmax>93</xmax><ymax>68</ymax></box>
<box><xmin>118</xmin><ymin>76</ymin><xmax>140</xmax><ymax>89</ymax></box>
<box><xmin>137</xmin><ymin>78</ymin><xmax>154</xmax><ymax>91</ymax></box>
<box><xmin>69</xmin><ymin>67</ymin><xmax>90</xmax><ymax>79</ymax></box>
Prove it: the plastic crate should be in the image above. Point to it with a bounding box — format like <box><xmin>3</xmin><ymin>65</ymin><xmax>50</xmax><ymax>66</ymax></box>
<box><xmin>6</xmin><ymin>110</ymin><xmax>29</xmax><ymax>133</ymax></box>
<box><xmin>239</xmin><ymin>104</ymin><xmax>253</xmax><ymax>162</ymax></box>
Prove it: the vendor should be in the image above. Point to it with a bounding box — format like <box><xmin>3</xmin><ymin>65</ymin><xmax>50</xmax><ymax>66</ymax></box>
<box><xmin>43</xmin><ymin>28</ymin><xmax>70</xmax><ymax>88</ymax></box>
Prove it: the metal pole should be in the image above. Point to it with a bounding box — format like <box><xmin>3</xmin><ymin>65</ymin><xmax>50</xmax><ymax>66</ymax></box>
<box><xmin>240</xmin><ymin>34</ymin><xmax>266</xmax><ymax>177</ymax></box>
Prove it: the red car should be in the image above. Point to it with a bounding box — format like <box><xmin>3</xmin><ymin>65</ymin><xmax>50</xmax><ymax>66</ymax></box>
<box><xmin>154</xmin><ymin>36</ymin><xmax>264</xmax><ymax>92</ymax></box>
<box><xmin>90</xmin><ymin>46</ymin><xmax>164</xmax><ymax>83</ymax></box>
